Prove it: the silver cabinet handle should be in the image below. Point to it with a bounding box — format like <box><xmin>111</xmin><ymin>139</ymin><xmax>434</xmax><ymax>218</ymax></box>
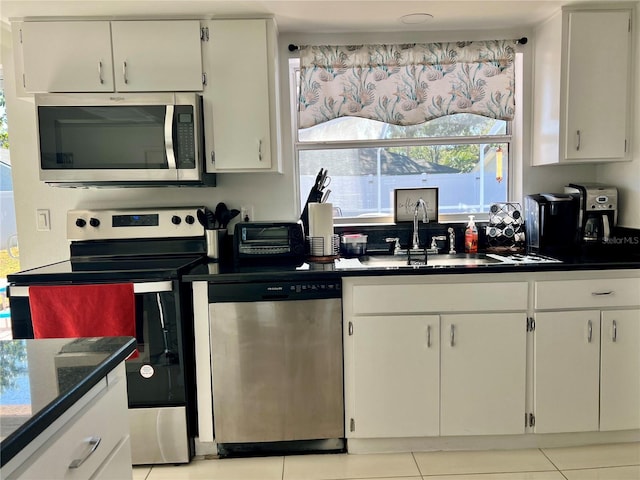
<box><xmin>592</xmin><ymin>291</ymin><xmax>613</xmax><ymax>296</ymax></box>
<box><xmin>612</xmin><ymin>320</ymin><xmax>617</xmax><ymax>342</ymax></box>
<box><xmin>426</xmin><ymin>325</ymin><xmax>431</xmax><ymax>348</ymax></box>
<box><xmin>68</xmin><ymin>436</ymin><xmax>101</xmax><ymax>469</ymax></box>
<box><xmin>576</xmin><ymin>130</ymin><xmax>581</xmax><ymax>151</ymax></box>
<box><xmin>450</xmin><ymin>324</ymin><xmax>455</xmax><ymax>347</ymax></box>
<box><xmin>98</xmin><ymin>61</ymin><xmax>104</xmax><ymax>85</ymax></box>
<box><xmin>587</xmin><ymin>320</ymin><xmax>593</xmax><ymax>343</ymax></box>
<box><xmin>258</xmin><ymin>139</ymin><xmax>263</xmax><ymax>161</ymax></box>
<box><xmin>123</xmin><ymin>61</ymin><xmax>128</xmax><ymax>84</ymax></box>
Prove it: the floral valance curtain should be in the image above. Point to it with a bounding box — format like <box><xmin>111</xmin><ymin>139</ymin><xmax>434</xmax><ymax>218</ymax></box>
<box><xmin>298</xmin><ymin>40</ymin><xmax>517</xmax><ymax>129</ymax></box>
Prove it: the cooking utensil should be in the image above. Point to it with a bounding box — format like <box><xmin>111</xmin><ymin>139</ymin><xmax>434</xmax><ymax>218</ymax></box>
<box><xmin>197</xmin><ymin>207</ymin><xmax>216</xmax><ymax>230</ymax></box>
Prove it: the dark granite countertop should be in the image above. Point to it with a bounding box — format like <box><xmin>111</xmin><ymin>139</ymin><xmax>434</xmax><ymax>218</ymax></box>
<box><xmin>184</xmin><ymin>250</ymin><xmax>640</xmax><ymax>284</ymax></box>
<box><xmin>0</xmin><ymin>336</ymin><xmax>136</xmax><ymax>467</ymax></box>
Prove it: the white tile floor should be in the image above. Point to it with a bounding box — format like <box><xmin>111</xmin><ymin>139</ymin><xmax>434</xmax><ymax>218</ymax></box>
<box><xmin>132</xmin><ymin>442</ymin><xmax>640</xmax><ymax>480</ymax></box>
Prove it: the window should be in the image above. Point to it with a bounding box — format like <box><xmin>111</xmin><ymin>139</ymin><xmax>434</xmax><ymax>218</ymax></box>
<box><xmin>292</xmin><ymin>54</ymin><xmax>521</xmax><ymax>223</ymax></box>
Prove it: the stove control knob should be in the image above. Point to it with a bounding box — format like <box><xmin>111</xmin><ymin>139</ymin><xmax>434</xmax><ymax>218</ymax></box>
<box><xmin>75</xmin><ymin>218</ymin><xmax>86</xmax><ymax>228</ymax></box>
<box><xmin>185</xmin><ymin>215</ymin><xmax>195</xmax><ymax>225</ymax></box>
<box><xmin>89</xmin><ymin>218</ymin><xmax>100</xmax><ymax>228</ymax></box>
<box><xmin>171</xmin><ymin>215</ymin><xmax>182</xmax><ymax>225</ymax></box>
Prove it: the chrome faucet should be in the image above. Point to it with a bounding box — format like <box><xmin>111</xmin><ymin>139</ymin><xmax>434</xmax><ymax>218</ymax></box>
<box><xmin>448</xmin><ymin>227</ymin><xmax>456</xmax><ymax>254</ymax></box>
<box><xmin>412</xmin><ymin>198</ymin><xmax>429</xmax><ymax>250</ymax></box>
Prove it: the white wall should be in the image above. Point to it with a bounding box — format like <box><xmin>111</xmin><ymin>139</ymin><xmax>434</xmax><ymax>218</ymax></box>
<box><xmin>596</xmin><ymin>5</ymin><xmax>640</xmax><ymax>228</ymax></box>
<box><xmin>5</xmin><ymin>17</ymin><xmax>636</xmax><ymax>271</ymax></box>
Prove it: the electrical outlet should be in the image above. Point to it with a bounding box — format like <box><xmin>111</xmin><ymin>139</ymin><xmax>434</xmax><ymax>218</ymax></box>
<box><xmin>241</xmin><ymin>205</ymin><xmax>254</xmax><ymax>222</ymax></box>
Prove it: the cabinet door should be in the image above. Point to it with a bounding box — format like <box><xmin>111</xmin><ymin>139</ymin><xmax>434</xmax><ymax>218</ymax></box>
<box><xmin>563</xmin><ymin>10</ymin><xmax>632</xmax><ymax>161</ymax></box>
<box><xmin>600</xmin><ymin>309</ymin><xmax>640</xmax><ymax>431</ymax></box>
<box><xmin>534</xmin><ymin>310</ymin><xmax>600</xmax><ymax>433</ymax></box>
<box><xmin>348</xmin><ymin>315</ymin><xmax>440</xmax><ymax>438</ymax></box>
<box><xmin>111</xmin><ymin>21</ymin><xmax>203</xmax><ymax>92</ymax></box>
<box><xmin>204</xmin><ymin>19</ymin><xmax>273</xmax><ymax>171</ymax></box>
<box><xmin>440</xmin><ymin>313</ymin><xmax>526</xmax><ymax>436</ymax></box>
<box><xmin>20</xmin><ymin>21</ymin><xmax>114</xmax><ymax>92</ymax></box>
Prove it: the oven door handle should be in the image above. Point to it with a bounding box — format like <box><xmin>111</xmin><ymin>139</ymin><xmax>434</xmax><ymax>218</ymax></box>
<box><xmin>9</xmin><ymin>281</ymin><xmax>173</xmax><ymax>297</ymax></box>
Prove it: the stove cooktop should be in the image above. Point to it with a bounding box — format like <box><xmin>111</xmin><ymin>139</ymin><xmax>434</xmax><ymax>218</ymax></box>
<box><xmin>7</xmin><ymin>256</ymin><xmax>205</xmax><ymax>284</ymax></box>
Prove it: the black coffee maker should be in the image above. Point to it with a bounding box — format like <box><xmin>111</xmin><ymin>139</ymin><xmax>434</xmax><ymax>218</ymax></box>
<box><xmin>564</xmin><ymin>183</ymin><xmax>618</xmax><ymax>245</ymax></box>
<box><xmin>524</xmin><ymin>193</ymin><xmax>580</xmax><ymax>256</ymax></box>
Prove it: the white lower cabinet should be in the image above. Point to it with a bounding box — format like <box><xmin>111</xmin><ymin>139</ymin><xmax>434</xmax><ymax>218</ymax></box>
<box><xmin>534</xmin><ymin>274</ymin><xmax>640</xmax><ymax>434</ymax></box>
<box><xmin>600</xmin><ymin>309</ymin><xmax>640</xmax><ymax>431</ymax></box>
<box><xmin>534</xmin><ymin>310</ymin><xmax>601</xmax><ymax>433</ymax></box>
<box><xmin>344</xmin><ymin>270</ymin><xmax>639</xmax><ymax>443</ymax></box>
<box><xmin>343</xmin><ymin>275</ymin><xmax>528</xmax><ymax>439</ymax></box>
<box><xmin>349</xmin><ymin>315</ymin><xmax>439</xmax><ymax>438</ymax></box>
<box><xmin>3</xmin><ymin>363</ymin><xmax>132</xmax><ymax>480</ymax></box>
<box><xmin>441</xmin><ymin>313</ymin><xmax>526</xmax><ymax>436</ymax></box>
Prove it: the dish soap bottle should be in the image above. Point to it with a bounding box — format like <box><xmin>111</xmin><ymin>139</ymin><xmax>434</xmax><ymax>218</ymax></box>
<box><xmin>465</xmin><ymin>215</ymin><xmax>478</xmax><ymax>253</ymax></box>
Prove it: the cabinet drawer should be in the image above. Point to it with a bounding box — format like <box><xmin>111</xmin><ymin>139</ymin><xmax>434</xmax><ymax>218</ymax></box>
<box><xmin>352</xmin><ymin>282</ymin><xmax>527</xmax><ymax>314</ymax></box>
<box><xmin>11</xmin><ymin>367</ymin><xmax>129</xmax><ymax>480</ymax></box>
<box><xmin>535</xmin><ymin>277</ymin><xmax>640</xmax><ymax>310</ymax></box>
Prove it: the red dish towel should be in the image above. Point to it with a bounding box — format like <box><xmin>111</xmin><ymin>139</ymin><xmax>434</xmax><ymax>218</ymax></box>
<box><xmin>29</xmin><ymin>283</ymin><xmax>136</xmax><ymax>343</ymax></box>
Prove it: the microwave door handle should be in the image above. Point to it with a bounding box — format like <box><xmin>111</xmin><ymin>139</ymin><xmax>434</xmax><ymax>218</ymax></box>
<box><xmin>164</xmin><ymin>105</ymin><xmax>177</xmax><ymax>170</ymax></box>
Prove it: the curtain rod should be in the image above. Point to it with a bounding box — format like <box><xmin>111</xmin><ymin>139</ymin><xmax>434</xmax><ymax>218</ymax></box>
<box><xmin>288</xmin><ymin>37</ymin><xmax>528</xmax><ymax>52</ymax></box>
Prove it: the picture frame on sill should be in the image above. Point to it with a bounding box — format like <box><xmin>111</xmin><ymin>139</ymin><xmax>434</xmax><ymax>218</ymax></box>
<box><xmin>394</xmin><ymin>187</ymin><xmax>439</xmax><ymax>223</ymax></box>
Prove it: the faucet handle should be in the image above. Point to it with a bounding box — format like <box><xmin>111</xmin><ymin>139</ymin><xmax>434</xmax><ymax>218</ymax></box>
<box><xmin>447</xmin><ymin>227</ymin><xmax>456</xmax><ymax>254</ymax></box>
<box><xmin>430</xmin><ymin>235</ymin><xmax>446</xmax><ymax>251</ymax></box>
<box><xmin>385</xmin><ymin>237</ymin><xmax>401</xmax><ymax>254</ymax></box>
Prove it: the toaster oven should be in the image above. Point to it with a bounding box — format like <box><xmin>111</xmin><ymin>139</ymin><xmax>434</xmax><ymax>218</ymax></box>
<box><xmin>233</xmin><ymin>222</ymin><xmax>305</xmax><ymax>264</ymax></box>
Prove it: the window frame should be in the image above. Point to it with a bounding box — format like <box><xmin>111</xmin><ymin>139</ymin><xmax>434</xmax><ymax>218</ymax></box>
<box><xmin>290</xmin><ymin>56</ymin><xmax>521</xmax><ymax>225</ymax></box>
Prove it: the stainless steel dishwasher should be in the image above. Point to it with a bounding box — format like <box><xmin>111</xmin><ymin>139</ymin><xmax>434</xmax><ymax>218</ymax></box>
<box><xmin>207</xmin><ymin>279</ymin><xmax>344</xmax><ymax>456</ymax></box>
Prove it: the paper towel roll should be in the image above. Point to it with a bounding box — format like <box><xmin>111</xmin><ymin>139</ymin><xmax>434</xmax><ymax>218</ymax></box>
<box><xmin>308</xmin><ymin>202</ymin><xmax>334</xmax><ymax>255</ymax></box>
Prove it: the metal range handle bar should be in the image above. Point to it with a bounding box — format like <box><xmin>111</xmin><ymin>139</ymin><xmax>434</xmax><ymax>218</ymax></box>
<box><xmin>9</xmin><ymin>281</ymin><xmax>173</xmax><ymax>298</ymax></box>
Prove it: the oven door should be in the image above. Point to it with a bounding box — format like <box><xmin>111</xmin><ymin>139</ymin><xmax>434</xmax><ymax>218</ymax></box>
<box><xmin>35</xmin><ymin>92</ymin><xmax>203</xmax><ymax>185</ymax></box>
<box><xmin>9</xmin><ymin>280</ymin><xmax>187</xmax><ymax>407</ymax></box>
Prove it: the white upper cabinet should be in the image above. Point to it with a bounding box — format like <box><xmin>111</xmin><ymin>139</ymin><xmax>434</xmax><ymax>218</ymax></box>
<box><xmin>17</xmin><ymin>20</ymin><xmax>203</xmax><ymax>93</ymax></box>
<box><xmin>532</xmin><ymin>5</ymin><xmax>635</xmax><ymax>165</ymax></box>
<box><xmin>201</xmin><ymin>19</ymin><xmax>281</xmax><ymax>172</ymax></box>
<box><xmin>111</xmin><ymin>21</ymin><xmax>203</xmax><ymax>92</ymax></box>
<box><xmin>20</xmin><ymin>21</ymin><xmax>115</xmax><ymax>92</ymax></box>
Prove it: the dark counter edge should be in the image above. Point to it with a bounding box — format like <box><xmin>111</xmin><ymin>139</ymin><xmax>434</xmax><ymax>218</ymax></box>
<box><xmin>184</xmin><ymin>258</ymin><xmax>640</xmax><ymax>284</ymax></box>
<box><xmin>1</xmin><ymin>336</ymin><xmax>137</xmax><ymax>468</ymax></box>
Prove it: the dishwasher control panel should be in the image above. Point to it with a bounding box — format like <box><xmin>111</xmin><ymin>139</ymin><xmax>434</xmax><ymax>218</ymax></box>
<box><xmin>208</xmin><ymin>279</ymin><xmax>342</xmax><ymax>302</ymax></box>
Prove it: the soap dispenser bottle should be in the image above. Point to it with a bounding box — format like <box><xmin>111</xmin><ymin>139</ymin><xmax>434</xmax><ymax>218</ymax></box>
<box><xmin>465</xmin><ymin>215</ymin><xmax>478</xmax><ymax>253</ymax></box>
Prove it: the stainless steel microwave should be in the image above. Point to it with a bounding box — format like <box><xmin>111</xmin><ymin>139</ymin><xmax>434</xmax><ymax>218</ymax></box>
<box><xmin>35</xmin><ymin>92</ymin><xmax>215</xmax><ymax>187</ymax></box>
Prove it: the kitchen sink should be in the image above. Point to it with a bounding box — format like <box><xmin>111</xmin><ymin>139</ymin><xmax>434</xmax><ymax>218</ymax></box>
<box><xmin>354</xmin><ymin>253</ymin><xmax>506</xmax><ymax>268</ymax></box>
